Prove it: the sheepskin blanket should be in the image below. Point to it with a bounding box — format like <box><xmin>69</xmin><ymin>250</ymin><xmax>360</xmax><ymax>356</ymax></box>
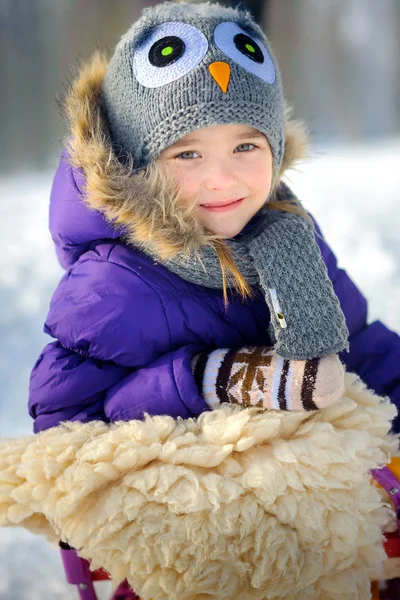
<box><xmin>0</xmin><ymin>373</ymin><xmax>398</xmax><ymax>600</ymax></box>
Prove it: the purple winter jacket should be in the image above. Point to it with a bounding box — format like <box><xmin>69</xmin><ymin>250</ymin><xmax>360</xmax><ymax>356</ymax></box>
<box><xmin>28</xmin><ymin>150</ymin><xmax>400</xmax><ymax>433</ymax></box>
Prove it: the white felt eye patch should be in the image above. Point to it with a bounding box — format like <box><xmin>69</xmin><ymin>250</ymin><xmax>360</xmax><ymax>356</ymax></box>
<box><xmin>133</xmin><ymin>21</ymin><xmax>209</xmax><ymax>89</ymax></box>
<box><xmin>214</xmin><ymin>21</ymin><xmax>275</xmax><ymax>84</ymax></box>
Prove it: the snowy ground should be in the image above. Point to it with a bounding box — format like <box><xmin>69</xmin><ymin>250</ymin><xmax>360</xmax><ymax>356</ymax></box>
<box><xmin>285</xmin><ymin>139</ymin><xmax>400</xmax><ymax>331</ymax></box>
<box><xmin>0</xmin><ymin>140</ymin><xmax>399</xmax><ymax>598</ymax></box>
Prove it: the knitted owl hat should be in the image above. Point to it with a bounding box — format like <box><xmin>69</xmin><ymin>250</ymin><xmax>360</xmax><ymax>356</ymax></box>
<box><xmin>101</xmin><ymin>1</ymin><xmax>285</xmax><ymax>174</ymax></box>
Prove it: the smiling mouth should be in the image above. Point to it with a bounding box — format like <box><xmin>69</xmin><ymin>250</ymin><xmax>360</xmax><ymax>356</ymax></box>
<box><xmin>200</xmin><ymin>198</ymin><xmax>244</xmax><ymax>209</ymax></box>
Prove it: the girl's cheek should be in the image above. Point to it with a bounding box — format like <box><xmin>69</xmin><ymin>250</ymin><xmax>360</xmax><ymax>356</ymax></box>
<box><xmin>175</xmin><ymin>169</ymin><xmax>201</xmax><ymax>204</ymax></box>
<box><xmin>249</xmin><ymin>157</ymin><xmax>273</xmax><ymax>190</ymax></box>
<box><xmin>172</xmin><ymin>165</ymin><xmax>191</xmax><ymax>191</ymax></box>
<box><xmin>239</xmin><ymin>163</ymin><xmax>262</xmax><ymax>189</ymax></box>
<box><xmin>185</xmin><ymin>166</ymin><xmax>203</xmax><ymax>191</ymax></box>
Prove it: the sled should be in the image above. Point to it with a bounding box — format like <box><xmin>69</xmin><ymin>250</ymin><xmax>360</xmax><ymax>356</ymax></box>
<box><xmin>59</xmin><ymin>458</ymin><xmax>400</xmax><ymax>600</ymax></box>
<box><xmin>60</xmin><ymin>541</ymin><xmax>137</xmax><ymax>600</ymax></box>
<box><xmin>370</xmin><ymin>457</ymin><xmax>400</xmax><ymax>599</ymax></box>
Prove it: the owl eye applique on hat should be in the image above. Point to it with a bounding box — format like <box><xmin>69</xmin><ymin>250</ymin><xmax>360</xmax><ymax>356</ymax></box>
<box><xmin>213</xmin><ymin>22</ymin><xmax>275</xmax><ymax>84</ymax></box>
<box><xmin>132</xmin><ymin>22</ymin><xmax>208</xmax><ymax>88</ymax></box>
<box><xmin>132</xmin><ymin>20</ymin><xmax>275</xmax><ymax>92</ymax></box>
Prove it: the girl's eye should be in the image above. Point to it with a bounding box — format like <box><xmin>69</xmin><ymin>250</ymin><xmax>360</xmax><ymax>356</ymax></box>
<box><xmin>176</xmin><ymin>151</ymin><xmax>199</xmax><ymax>160</ymax></box>
<box><xmin>235</xmin><ymin>143</ymin><xmax>256</xmax><ymax>152</ymax></box>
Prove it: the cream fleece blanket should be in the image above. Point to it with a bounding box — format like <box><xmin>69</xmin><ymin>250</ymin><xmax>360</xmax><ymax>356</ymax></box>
<box><xmin>0</xmin><ymin>373</ymin><xmax>398</xmax><ymax>600</ymax></box>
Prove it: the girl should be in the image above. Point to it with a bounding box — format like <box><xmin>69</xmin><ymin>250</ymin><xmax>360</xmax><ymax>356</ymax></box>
<box><xmin>8</xmin><ymin>3</ymin><xmax>398</xmax><ymax>598</ymax></box>
<box><xmin>29</xmin><ymin>0</ymin><xmax>400</xmax><ymax>437</ymax></box>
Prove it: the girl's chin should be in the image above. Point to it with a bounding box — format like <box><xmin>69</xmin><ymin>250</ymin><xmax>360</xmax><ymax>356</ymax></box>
<box><xmin>196</xmin><ymin>208</ymin><xmax>257</xmax><ymax>238</ymax></box>
<box><xmin>206</xmin><ymin>227</ymin><xmax>243</xmax><ymax>239</ymax></box>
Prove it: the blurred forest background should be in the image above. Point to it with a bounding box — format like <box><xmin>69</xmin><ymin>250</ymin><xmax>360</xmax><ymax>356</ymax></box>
<box><xmin>1</xmin><ymin>0</ymin><xmax>400</xmax><ymax>173</ymax></box>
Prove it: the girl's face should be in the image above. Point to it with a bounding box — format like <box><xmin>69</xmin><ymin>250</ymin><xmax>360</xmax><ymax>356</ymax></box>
<box><xmin>158</xmin><ymin>124</ymin><xmax>274</xmax><ymax>238</ymax></box>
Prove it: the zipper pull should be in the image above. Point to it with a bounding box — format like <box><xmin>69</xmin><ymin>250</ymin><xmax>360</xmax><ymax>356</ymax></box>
<box><xmin>268</xmin><ymin>288</ymin><xmax>287</xmax><ymax>329</ymax></box>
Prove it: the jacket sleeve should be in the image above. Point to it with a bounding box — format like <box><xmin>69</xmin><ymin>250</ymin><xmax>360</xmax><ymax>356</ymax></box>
<box><xmin>313</xmin><ymin>218</ymin><xmax>400</xmax><ymax>431</ymax></box>
<box><xmin>29</xmin><ymin>250</ymin><xmax>208</xmax><ymax>432</ymax></box>
<box><xmin>103</xmin><ymin>344</ymin><xmax>207</xmax><ymax>423</ymax></box>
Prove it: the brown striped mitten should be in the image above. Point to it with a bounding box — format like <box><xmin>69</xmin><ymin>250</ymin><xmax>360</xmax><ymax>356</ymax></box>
<box><xmin>192</xmin><ymin>347</ymin><xmax>345</xmax><ymax>411</ymax></box>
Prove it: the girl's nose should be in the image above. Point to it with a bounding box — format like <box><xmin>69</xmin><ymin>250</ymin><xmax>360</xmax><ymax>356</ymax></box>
<box><xmin>203</xmin><ymin>159</ymin><xmax>238</xmax><ymax>191</ymax></box>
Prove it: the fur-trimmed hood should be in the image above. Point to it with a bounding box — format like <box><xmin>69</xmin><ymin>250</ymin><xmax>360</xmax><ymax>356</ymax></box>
<box><xmin>54</xmin><ymin>51</ymin><xmax>308</xmax><ymax>266</ymax></box>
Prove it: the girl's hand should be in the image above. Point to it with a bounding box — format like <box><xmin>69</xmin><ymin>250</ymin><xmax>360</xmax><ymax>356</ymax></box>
<box><xmin>192</xmin><ymin>347</ymin><xmax>345</xmax><ymax>411</ymax></box>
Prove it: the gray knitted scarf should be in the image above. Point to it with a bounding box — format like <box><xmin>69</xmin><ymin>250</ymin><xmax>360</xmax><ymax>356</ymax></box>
<box><xmin>148</xmin><ymin>185</ymin><xmax>349</xmax><ymax>361</ymax></box>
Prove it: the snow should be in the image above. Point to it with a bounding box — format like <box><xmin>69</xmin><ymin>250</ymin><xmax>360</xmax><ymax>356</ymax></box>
<box><xmin>284</xmin><ymin>138</ymin><xmax>400</xmax><ymax>331</ymax></box>
<box><xmin>0</xmin><ymin>140</ymin><xmax>399</xmax><ymax>597</ymax></box>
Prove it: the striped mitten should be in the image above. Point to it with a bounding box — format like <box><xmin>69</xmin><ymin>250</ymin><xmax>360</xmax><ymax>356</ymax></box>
<box><xmin>192</xmin><ymin>346</ymin><xmax>345</xmax><ymax>411</ymax></box>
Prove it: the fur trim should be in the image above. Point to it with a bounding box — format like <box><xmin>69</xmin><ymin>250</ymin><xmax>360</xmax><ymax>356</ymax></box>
<box><xmin>279</xmin><ymin>105</ymin><xmax>309</xmax><ymax>178</ymax></box>
<box><xmin>63</xmin><ymin>51</ymin><xmax>309</xmax><ymax>260</ymax></box>
<box><xmin>0</xmin><ymin>374</ymin><xmax>397</xmax><ymax>599</ymax></box>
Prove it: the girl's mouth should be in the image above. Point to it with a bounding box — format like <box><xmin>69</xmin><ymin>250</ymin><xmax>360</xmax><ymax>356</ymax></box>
<box><xmin>200</xmin><ymin>198</ymin><xmax>244</xmax><ymax>212</ymax></box>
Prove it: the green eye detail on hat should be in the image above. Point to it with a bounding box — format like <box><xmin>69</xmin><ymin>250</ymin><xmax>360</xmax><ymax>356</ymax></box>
<box><xmin>245</xmin><ymin>43</ymin><xmax>255</xmax><ymax>53</ymax></box>
<box><xmin>161</xmin><ymin>46</ymin><xmax>173</xmax><ymax>57</ymax></box>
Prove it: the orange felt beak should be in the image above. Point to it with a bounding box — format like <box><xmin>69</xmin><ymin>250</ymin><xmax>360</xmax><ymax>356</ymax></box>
<box><xmin>208</xmin><ymin>61</ymin><xmax>231</xmax><ymax>93</ymax></box>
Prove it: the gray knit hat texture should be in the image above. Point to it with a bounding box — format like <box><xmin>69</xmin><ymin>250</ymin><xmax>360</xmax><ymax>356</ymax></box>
<box><xmin>101</xmin><ymin>1</ymin><xmax>285</xmax><ymax>173</ymax></box>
